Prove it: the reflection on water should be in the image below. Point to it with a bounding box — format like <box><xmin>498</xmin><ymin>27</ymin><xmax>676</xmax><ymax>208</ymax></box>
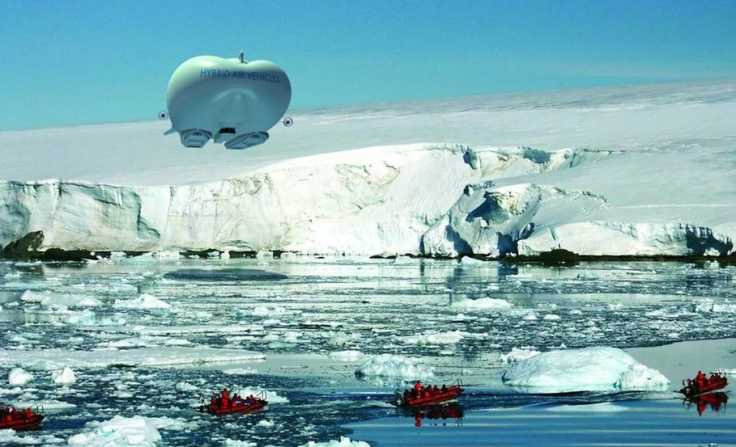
<box><xmin>350</xmin><ymin>399</ymin><xmax>736</xmax><ymax>447</ymax></box>
<box><xmin>400</xmin><ymin>402</ymin><xmax>464</xmax><ymax>427</ymax></box>
<box><xmin>684</xmin><ymin>392</ymin><xmax>729</xmax><ymax>416</ymax></box>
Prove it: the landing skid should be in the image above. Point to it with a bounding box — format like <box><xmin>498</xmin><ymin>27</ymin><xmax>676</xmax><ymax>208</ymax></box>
<box><xmin>174</xmin><ymin>129</ymin><xmax>269</xmax><ymax>149</ymax></box>
<box><xmin>224</xmin><ymin>131</ymin><xmax>269</xmax><ymax>149</ymax></box>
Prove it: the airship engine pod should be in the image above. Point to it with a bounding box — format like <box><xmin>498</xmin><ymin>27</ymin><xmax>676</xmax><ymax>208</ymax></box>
<box><xmin>164</xmin><ymin>51</ymin><xmax>292</xmax><ymax>149</ymax></box>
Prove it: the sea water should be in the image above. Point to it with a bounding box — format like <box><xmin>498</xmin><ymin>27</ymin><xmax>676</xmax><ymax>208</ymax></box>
<box><xmin>0</xmin><ymin>257</ymin><xmax>734</xmax><ymax>446</ymax></box>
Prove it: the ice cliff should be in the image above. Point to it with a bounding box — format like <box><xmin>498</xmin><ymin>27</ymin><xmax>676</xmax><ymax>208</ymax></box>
<box><xmin>2</xmin><ymin>80</ymin><xmax>736</xmax><ymax>258</ymax></box>
<box><xmin>1</xmin><ymin>142</ymin><xmax>734</xmax><ymax>258</ymax></box>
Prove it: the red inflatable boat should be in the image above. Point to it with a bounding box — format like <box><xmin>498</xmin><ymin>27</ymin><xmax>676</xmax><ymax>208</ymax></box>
<box><xmin>394</xmin><ymin>380</ymin><xmax>464</xmax><ymax>407</ymax></box>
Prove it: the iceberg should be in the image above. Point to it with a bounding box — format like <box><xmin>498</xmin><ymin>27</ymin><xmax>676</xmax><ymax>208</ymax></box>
<box><xmin>501</xmin><ymin>346</ymin><xmax>670</xmax><ymax>393</ymax></box>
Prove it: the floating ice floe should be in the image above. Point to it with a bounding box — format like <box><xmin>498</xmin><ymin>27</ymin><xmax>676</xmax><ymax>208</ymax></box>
<box><xmin>355</xmin><ymin>354</ymin><xmax>434</xmax><ymax>380</ymax></box>
<box><xmin>300</xmin><ymin>437</ymin><xmax>371</xmax><ymax>447</ymax></box>
<box><xmin>224</xmin><ymin>440</ymin><xmax>256</xmax><ymax>447</ymax></box>
<box><xmin>11</xmin><ymin>399</ymin><xmax>76</xmax><ymax>410</ymax></box>
<box><xmin>693</xmin><ymin>298</ymin><xmax>736</xmax><ymax>313</ymax></box>
<box><xmin>68</xmin><ymin>415</ymin><xmax>162</xmax><ymax>447</ymax></box>
<box><xmin>52</xmin><ymin>366</ymin><xmax>76</xmax><ymax>385</ymax></box>
<box><xmin>0</xmin><ymin>430</ymin><xmax>25</xmax><ymax>445</ymax></box>
<box><xmin>20</xmin><ymin>290</ymin><xmax>103</xmax><ymax>308</ymax></box>
<box><xmin>502</xmin><ymin>346</ymin><xmax>669</xmax><ymax>393</ymax></box>
<box><xmin>0</xmin><ymin>347</ymin><xmax>265</xmax><ymax>370</ymax></box>
<box><xmin>396</xmin><ymin>330</ymin><xmax>466</xmax><ymax>345</ymax></box>
<box><xmin>8</xmin><ymin>367</ymin><xmax>33</xmax><ymax>386</ymax></box>
<box><xmin>63</xmin><ymin>310</ymin><xmax>126</xmax><ymax>326</ymax></box>
<box><xmin>222</xmin><ymin>367</ymin><xmax>259</xmax><ymax>375</ymax></box>
<box><xmin>459</xmin><ymin>256</ymin><xmax>487</xmax><ymax>266</ymax></box>
<box><xmin>500</xmin><ymin>347</ymin><xmax>541</xmax><ymax>364</ymax></box>
<box><xmin>20</xmin><ymin>290</ymin><xmax>47</xmax><ymax>303</ymax></box>
<box><xmin>113</xmin><ymin>294</ymin><xmax>171</xmax><ymax>309</ymax></box>
<box><xmin>451</xmin><ymin>297</ymin><xmax>513</xmax><ymax>311</ymax></box>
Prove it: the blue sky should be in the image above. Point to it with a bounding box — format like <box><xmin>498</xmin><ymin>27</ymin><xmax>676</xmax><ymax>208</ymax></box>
<box><xmin>2</xmin><ymin>0</ymin><xmax>735</xmax><ymax>130</ymax></box>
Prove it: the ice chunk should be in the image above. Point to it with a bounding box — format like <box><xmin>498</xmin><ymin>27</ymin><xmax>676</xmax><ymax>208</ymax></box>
<box><xmin>614</xmin><ymin>362</ymin><xmax>671</xmax><ymax>391</ymax></box>
<box><xmin>694</xmin><ymin>298</ymin><xmax>736</xmax><ymax>313</ymax></box>
<box><xmin>0</xmin><ymin>347</ymin><xmax>265</xmax><ymax>370</ymax></box>
<box><xmin>113</xmin><ymin>294</ymin><xmax>170</xmax><ymax>309</ymax></box>
<box><xmin>20</xmin><ymin>290</ymin><xmax>46</xmax><ymax>303</ymax></box>
<box><xmin>52</xmin><ymin>366</ymin><xmax>76</xmax><ymax>385</ymax></box>
<box><xmin>68</xmin><ymin>415</ymin><xmax>162</xmax><ymax>446</ymax></box>
<box><xmin>502</xmin><ymin>346</ymin><xmax>669</xmax><ymax>393</ymax></box>
<box><xmin>63</xmin><ymin>310</ymin><xmax>97</xmax><ymax>326</ymax></box>
<box><xmin>222</xmin><ymin>367</ymin><xmax>258</xmax><ymax>375</ymax></box>
<box><xmin>398</xmin><ymin>330</ymin><xmax>465</xmax><ymax>345</ymax></box>
<box><xmin>224</xmin><ymin>440</ymin><xmax>257</xmax><ymax>447</ymax></box>
<box><xmin>500</xmin><ymin>348</ymin><xmax>541</xmax><ymax>364</ymax></box>
<box><xmin>11</xmin><ymin>399</ymin><xmax>76</xmax><ymax>410</ymax></box>
<box><xmin>0</xmin><ymin>430</ymin><xmax>26</xmax><ymax>444</ymax></box>
<box><xmin>451</xmin><ymin>297</ymin><xmax>513</xmax><ymax>311</ymax></box>
<box><xmin>8</xmin><ymin>367</ymin><xmax>33</xmax><ymax>386</ymax></box>
<box><xmin>355</xmin><ymin>354</ymin><xmax>434</xmax><ymax>380</ymax></box>
<box><xmin>300</xmin><ymin>437</ymin><xmax>371</xmax><ymax>447</ymax></box>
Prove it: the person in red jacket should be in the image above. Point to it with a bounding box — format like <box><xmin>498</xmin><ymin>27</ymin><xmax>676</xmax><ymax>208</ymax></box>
<box><xmin>696</xmin><ymin>371</ymin><xmax>706</xmax><ymax>390</ymax></box>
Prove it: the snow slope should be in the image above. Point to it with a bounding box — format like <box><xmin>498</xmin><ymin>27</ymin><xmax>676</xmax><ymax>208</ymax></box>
<box><xmin>1</xmin><ymin>80</ymin><xmax>735</xmax><ymax>257</ymax></box>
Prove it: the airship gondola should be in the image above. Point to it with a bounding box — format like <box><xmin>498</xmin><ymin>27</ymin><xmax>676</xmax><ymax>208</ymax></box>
<box><xmin>163</xmin><ymin>51</ymin><xmax>291</xmax><ymax>149</ymax></box>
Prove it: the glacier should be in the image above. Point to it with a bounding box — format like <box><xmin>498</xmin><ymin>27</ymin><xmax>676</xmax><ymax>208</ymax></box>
<box><xmin>1</xmin><ymin>80</ymin><xmax>736</xmax><ymax>257</ymax></box>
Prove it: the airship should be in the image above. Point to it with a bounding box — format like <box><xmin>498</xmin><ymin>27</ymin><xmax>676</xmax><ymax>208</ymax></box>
<box><xmin>162</xmin><ymin>51</ymin><xmax>292</xmax><ymax>149</ymax></box>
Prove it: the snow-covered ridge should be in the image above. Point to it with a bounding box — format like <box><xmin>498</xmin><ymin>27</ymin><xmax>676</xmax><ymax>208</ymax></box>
<box><xmin>2</xmin><ymin>80</ymin><xmax>736</xmax><ymax>257</ymax></box>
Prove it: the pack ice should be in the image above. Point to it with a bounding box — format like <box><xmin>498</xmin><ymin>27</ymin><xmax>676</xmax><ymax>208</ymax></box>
<box><xmin>1</xmin><ymin>80</ymin><xmax>735</xmax><ymax>257</ymax></box>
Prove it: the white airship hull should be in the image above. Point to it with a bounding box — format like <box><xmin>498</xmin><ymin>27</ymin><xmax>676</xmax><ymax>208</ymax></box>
<box><xmin>165</xmin><ymin>54</ymin><xmax>291</xmax><ymax>149</ymax></box>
